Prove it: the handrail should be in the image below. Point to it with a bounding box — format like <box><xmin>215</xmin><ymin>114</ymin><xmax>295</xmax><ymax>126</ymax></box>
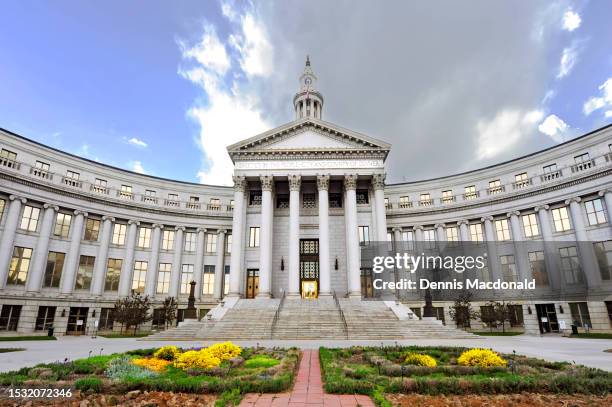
<box><xmin>332</xmin><ymin>290</ymin><xmax>349</xmax><ymax>339</ymax></box>
<box><xmin>270</xmin><ymin>290</ymin><xmax>286</xmax><ymax>339</ymax></box>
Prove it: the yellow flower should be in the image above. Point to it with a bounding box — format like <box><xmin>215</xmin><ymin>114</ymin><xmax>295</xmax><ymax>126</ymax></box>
<box><xmin>457</xmin><ymin>348</ymin><xmax>507</xmax><ymax>367</ymax></box>
<box><xmin>404</xmin><ymin>353</ymin><xmax>437</xmax><ymax>367</ymax></box>
<box><xmin>154</xmin><ymin>345</ymin><xmax>181</xmax><ymax>361</ymax></box>
<box><xmin>174</xmin><ymin>349</ymin><xmax>221</xmax><ymax>370</ymax></box>
<box><xmin>206</xmin><ymin>342</ymin><xmax>242</xmax><ymax>362</ymax></box>
<box><xmin>132</xmin><ymin>357</ymin><xmax>171</xmax><ymax>372</ymax></box>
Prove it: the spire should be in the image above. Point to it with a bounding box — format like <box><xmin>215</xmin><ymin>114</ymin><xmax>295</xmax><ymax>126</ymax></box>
<box><xmin>306</xmin><ymin>55</ymin><xmax>310</xmax><ymax>66</ymax></box>
<box><xmin>293</xmin><ymin>55</ymin><xmax>323</xmax><ymax>120</ymax></box>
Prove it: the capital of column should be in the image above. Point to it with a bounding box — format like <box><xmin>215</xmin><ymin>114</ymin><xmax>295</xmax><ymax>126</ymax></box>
<box><xmin>598</xmin><ymin>189</ymin><xmax>612</xmax><ymax>197</ymax></box>
<box><xmin>102</xmin><ymin>215</ymin><xmax>115</xmax><ymax>222</ymax></box>
<box><xmin>480</xmin><ymin>215</ymin><xmax>493</xmax><ymax>222</ymax></box>
<box><xmin>371</xmin><ymin>173</ymin><xmax>386</xmax><ymax>190</ymax></box>
<box><xmin>413</xmin><ymin>225</ymin><xmax>424</xmax><ymax>231</ymax></box>
<box><xmin>392</xmin><ymin>227</ymin><xmax>403</xmax><ymax>233</ymax></box>
<box><xmin>175</xmin><ymin>225</ymin><xmax>186</xmax><ymax>232</ymax></box>
<box><xmin>344</xmin><ymin>174</ymin><xmax>358</xmax><ymax>190</ymax></box>
<box><xmin>316</xmin><ymin>174</ymin><xmax>330</xmax><ymax>191</ymax></box>
<box><xmin>9</xmin><ymin>195</ymin><xmax>27</xmax><ymax>204</ymax></box>
<box><xmin>152</xmin><ymin>223</ymin><xmax>164</xmax><ymax>229</ymax></box>
<box><xmin>434</xmin><ymin>223</ymin><xmax>445</xmax><ymax>229</ymax></box>
<box><xmin>43</xmin><ymin>203</ymin><xmax>59</xmax><ymax>212</ymax></box>
<box><xmin>73</xmin><ymin>209</ymin><xmax>88</xmax><ymax>217</ymax></box>
<box><xmin>260</xmin><ymin>175</ymin><xmax>274</xmax><ymax>192</ymax></box>
<box><xmin>288</xmin><ymin>174</ymin><xmax>301</xmax><ymax>191</ymax></box>
<box><xmin>506</xmin><ymin>210</ymin><xmax>520</xmax><ymax>218</ymax></box>
<box><xmin>217</xmin><ymin>229</ymin><xmax>227</xmax><ymax>235</ymax></box>
<box><xmin>127</xmin><ymin>219</ymin><xmax>140</xmax><ymax>226</ymax></box>
<box><xmin>196</xmin><ymin>227</ymin><xmax>207</xmax><ymax>234</ymax></box>
<box><xmin>232</xmin><ymin>175</ymin><xmax>247</xmax><ymax>192</ymax></box>
<box><xmin>534</xmin><ymin>204</ymin><xmax>549</xmax><ymax>212</ymax></box>
<box><xmin>565</xmin><ymin>196</ymin><xmax>582</xmax><ymax>205</ymax></box>
<box><xmin>457</xmin><ymin>219</ymin><xmax>469</xmax><ymax>226</ymax></box>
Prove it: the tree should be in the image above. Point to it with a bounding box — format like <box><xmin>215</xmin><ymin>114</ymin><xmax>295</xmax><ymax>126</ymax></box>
<box><xmin>113</xmin><ymin>293</ymin><xmax>153</xmax><ymax>335</ymax></box>
<box><xmin>160</xmin><ymin>296</ymin><xmax>178</xmax><ymax>330</ymax></box>
<box><xmin>480</xmin><ymin>301</ymin><xmax>498</xmax><ymax>332</ymax></box>
<box><xmin>449</xmin><ymin>292</ymin><xmax>479</xmax><ymax>329</ymax></box>
<box><xmin>480</xmin><ymin>301</ymin><xmax>519</xmax><ymax>333</ymax></box>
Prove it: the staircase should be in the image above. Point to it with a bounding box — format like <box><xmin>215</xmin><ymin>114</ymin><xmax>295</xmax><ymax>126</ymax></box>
<box><xmin>271</xmin><ymin>297</ymin><xmax>347</xmax><ymax>339</ymax></box>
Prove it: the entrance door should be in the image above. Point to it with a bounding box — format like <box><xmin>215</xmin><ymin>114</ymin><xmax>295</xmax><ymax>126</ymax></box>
<box><xmin>67</xmin><ymin>307</ymin><xmax>88</xmax><ymax>335</ymax></box>
<box><xmin>246</xmin><ymin>269</ymin><xmax>259</xmax><ymax>299</ymax></box>
<box><xmin>300</xmin><ymin>239</ymin><xmax>319</xmax><ymax>298</ymax></box>
<box><xmin>361</xmin><ymin>267</ymin><xmax>374</xmax><ymax>298</ymax></box>
<box><xmin>535</xmin><ymin>303</ymin><xmax>559</xmax><ymax>333</ymax></box>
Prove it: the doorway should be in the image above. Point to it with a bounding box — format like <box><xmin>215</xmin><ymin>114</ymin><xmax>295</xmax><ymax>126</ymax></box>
<box><xmin>535</xmin><ymin>303</ymin><xmax>559</xmax><ymax>333</ymax></box>
<box><xmin>300</xmin><ymin>239</ymin><xmax>319</xmax><ymax>299</ymax></box>
<box><xmin>246</xmin><ymin>268</ymin><xmax>259</xmax><ymax>299</ymax></box>
<box><xmin>66</xmin><ymin>307</ymin><xmax>88</xmax><ymax>335</ymax></box>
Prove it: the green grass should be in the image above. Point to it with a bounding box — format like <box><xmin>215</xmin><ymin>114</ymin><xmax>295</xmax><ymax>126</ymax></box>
<box><xmin>98</xmin><ymin>333</ymin><xmax>150</xmax><ymax>338</ymax></box>
<box><xmin>0</xmin><ymin>335</ymin><xmax>56</xmax><ymax>341</ymax></box>
<box><xmin>471</xmin><ymin>331</ymin><xmax>524</xmax><ymax>336</ymax></box>
<box><xmin>570</xmin><ymin>333</ymin><xmax>612</xmax><ymax>339</ymax></box>
<box><xmin>244</xmin><ymin>355</ymin><xmax>280</xmax><ymax>368</ymax></box>
<box><xmin>215</xmin><ymin>388</ymin><xmax>243</xmax><ymax>407</ymax></box>
<box><xmin>0</xmin><ymin>348</ymin><xmax>25</xmax><ymax>353</ymax></box>
<box><xmin>75</xmin><ymin>376</ymin><xmax>103</xmax><ymax>392</ymax></box>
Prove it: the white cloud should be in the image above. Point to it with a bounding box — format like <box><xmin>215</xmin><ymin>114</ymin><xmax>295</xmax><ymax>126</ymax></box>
<box><xmin>583</xmin><ymin>78</ymin><xmax>612</xmax><ymax>115</ymax></box>
<box><xmin>130</xmin><ymin>160</ymin><xmax>146</xmax><ymax>174</ymax></box>
<box><xmin>538</xmin><ymin>114</ymin><xmax>569</xmax><ymax>143</ymax></box>
<box><xmin>228</xmin><ymin>13</ymin><xmax>274</xmax><ymax>78</ymax></box>
<box><xmin>476</xmin><ymin>108</ymin><xmax>543</xmax><ymax>160</ymax></box>
<box><xmin>127</xmin><ymin>137</ymin><xmax>148</xmax><ymax>148</ymax></box>
<box><xmin>562</xmin><ymin>9</ymin><xmax>581</xmax><ymax>32</ymax></box>
<box><xmin>605</xmin><ymin>111</ymin><xmax>612</xmax><ymax>118</ymax></box>
<box><xmin>557</xmin><ymin>44</ymin><xmax>579</xmax><ymax>79</ymax></box>
<box><xmin>181</xmin><ymin>25</ymin><xmax>231</xmax><ymax>76</ymax></box>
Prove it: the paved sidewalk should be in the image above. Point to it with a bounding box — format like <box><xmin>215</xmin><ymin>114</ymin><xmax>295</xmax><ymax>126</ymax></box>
<box><xmin>240</xmin><ymin>350</ymin><xmax>374</xmax><ymax>407</ymax></box>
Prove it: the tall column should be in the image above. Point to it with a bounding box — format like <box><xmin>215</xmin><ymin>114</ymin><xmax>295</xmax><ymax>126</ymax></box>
<box><xmin>145</xmin><ymin>223</ymin><xmax>162</xmax><ymax>296</ymax></box>
<box><xmin>482</xmin><ymin>216</ymin><xmax>502</xmax><ymax>281</ymax></box>
<box><xmin>457</xmin><ymin>220</ymin><xmax>469</xmax><ymax>241</ymax></box>
<box><xmin>0</xmin><ymin>195</ymin><xmax>26</xmax><ymax>289</ymax></box>
<box><xmin>213</xmin><ymin>229</ymin><xmax>227</xmax><ymax>299</ymax></box>
<box><xmin>169</xmin><ymin>226</ymin><xmax>185</xmax><ymax>298</ymax></box>
<box><xmin>194</xmin><ymin>227</ymin><xmax>206</xmax><ymax>299</ymax></box>
<box><xmin>317</xmin><ymin>175</ymin><xmax>331</xmax><ymax>296</ymax></box>
<box><xmin>392</xmin><ymin>227</ymin><xmax>402</xmax><ymax>251</ymax></box>
<box><xmin>60</xmin><ymin>210</ymin><xmax>87</xmax><ymax>294</ymax></box>
<box><xmin>507</xmin><ymin>211</ymin><xmax>530</xmax><ymax>281</ymax></box>
<box><xmin>229</xmin><ymin>176</ymin><xmax>247</xmax><ymax>297</ymax></box>
<box><xmin>372</xmin><ymin>174</ymin><xmax>388</xmax><ymax>243</ymax></box>
<box><xmin>435</xmin><ymin>223</ymin><xmax>445</xmax><ymax>251</ymax></box>
<box><xmin>118</xmin><ymin>220</ymin><xmax>139</xmax><ymax>296</ymax></box>
<box><xmin>599</xmin><ymin>189</ymin><xmax>612</xmax><ymax>224</ymax></box>
<box><xmin>26</xmin><ymin>203</ymin><xmax>58</xmax><ymax>292</ymax></box>
<box><xmin>287</xmin><ymin>174</ymin><xmax>302</xmax><ymax>297</ymax></box>
<box><xmin>566</xmin><ymin>197</ymin><xmax>601</xmax><ymax>287</ymax></box>
<box><xmin>91</xmin><ymin>216</ymin><xmax>114</xmax><ymax>295</ymax></box>
<box><xmin>258</xmin><ymin>175</ymin><xmax>274</xmax><ymax>298</ymax></box>
<box><xmin>344</xmin><ymin>174</ymin><xmax>361</xmax><ymax>297</ymax></box>
<box><xmin>535</xmin><ymin>205</ymin><xmax>560</xmax><ymax>290</ymax></box>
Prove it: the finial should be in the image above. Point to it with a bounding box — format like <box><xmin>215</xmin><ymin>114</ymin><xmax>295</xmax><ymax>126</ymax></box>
<box><xmin>306</xmin><ymin>55</ymin><xmax>310</xmax><ymax>66</ymax></box>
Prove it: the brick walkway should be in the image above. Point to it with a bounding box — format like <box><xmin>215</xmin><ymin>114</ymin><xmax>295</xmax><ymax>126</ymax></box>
<box><xmin>240</xmin><ymin>349</ymin><xmax>374</xmax><ymax>407</ymax></box>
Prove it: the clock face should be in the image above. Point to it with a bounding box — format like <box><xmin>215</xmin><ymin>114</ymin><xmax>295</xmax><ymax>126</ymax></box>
<box><xmin>304</xmin><ymin>77</ymin><xmax>312</xmax><ymax>86</ymax></box>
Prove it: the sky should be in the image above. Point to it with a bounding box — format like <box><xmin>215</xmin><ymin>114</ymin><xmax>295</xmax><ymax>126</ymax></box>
<box><xmin>0</xmin><ymin>1</ymin><xmax>611</xmax><ymax>185</ymax></box>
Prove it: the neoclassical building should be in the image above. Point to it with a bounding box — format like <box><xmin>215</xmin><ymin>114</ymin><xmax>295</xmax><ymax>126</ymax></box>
<box><xmin>1</xmin><ymin>58</ymin><xmax>612</xmax><ymax>337</ymax></box>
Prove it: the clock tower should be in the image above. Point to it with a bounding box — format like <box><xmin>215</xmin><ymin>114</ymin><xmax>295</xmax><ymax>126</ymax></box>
<box><xmin>293</xmin><ymin>55</ymin><xmax>324</xmax><ymax>120</ymax></box>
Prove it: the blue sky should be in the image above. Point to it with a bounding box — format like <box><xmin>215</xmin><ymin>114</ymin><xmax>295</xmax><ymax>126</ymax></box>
<box><xmin>1</xmin><ymin>1</ymin><xmax>611</xmax><ymax>185</ymax></box>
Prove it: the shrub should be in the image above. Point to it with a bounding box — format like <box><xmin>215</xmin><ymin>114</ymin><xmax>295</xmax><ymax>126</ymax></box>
<box><xmin>75</xmin><ymin>376</ymin><xmax>103</xmax><ymax>393</ymax></box>
<box><xmin>404</xmin><ymin>353</ymin><xmax>437</xmax><ymax>367</ymax></box>
<box><xmin>244</xmin><ymin>356</ymin><xmax>280</xmax><ymax>369</ymax></box>
<box><xmin>207</xmin><ymin>342</ymin><xmax>242</xmax><ymax>361</ymax></box>
<box><xmin>153</xmin><ymin>345</ymin><xmax>181</xmax><ymax>361</ymax></box>
<box><xmin>72</xmin><ymin>355</ymin><xmax>117</xmax><ymax>374</ymax></box>
<box><xmin>174</xmin><ymin>349</ymin><xmax>221</xmax><ymax>370</ymax></box>
<box><xmin>105</xmin><ymin>355</ymin><xmax>157</xmax><ymax>380</ymax></box>
<box><xmin>132</xmin><ymin>358</ymin><xmax>171</xmax><ymax>372</ymax></box>
<box><xmin>457</xmin><ymin>348</ymin><xmax>507</xmax><ymax>368</ymax></box>
<box><xmin>215</xmin><ymin>388</ymin><xmax>243</xmax><ymax>407</ymax></box>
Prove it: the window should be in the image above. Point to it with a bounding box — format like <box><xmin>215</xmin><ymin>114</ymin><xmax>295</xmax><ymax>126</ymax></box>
<box><xmin>387</xmin><ymin>231</ymin><xmax>393</xmax><ymax>250</ymax></box>
<box><xmin>464</xmin><ymin>185</ymin><xmax>477</xmax><ymax>199</ymax></box>
<box><xmin>209</xmin><ymin>198</ymin><xmax>221</xmax><ymax>210</ymax></box>
<box><xmin>0</xmin><ymin>305</ymin><xmax>22</xmax><ymax>331</ymax></box>
<box><xmin>500</xmin><ymin>255</ymin><xmax>517</xmax><ymax>282</ymax></box>
<box><xmin>574</xmin><ymin>152</ymin><xmax>590</xmax><ymax>163</ymax></box>
<box><xmin>469</xmin><ymin>223</ymin><xmax>484</xmax><ymax>243</ymax></box>
<box><xmin>419</xmin><ymin>193</ymin><xmax>432</xmax><ymax>205</ymax></box>
<box><xmin>522</xmin><ymin>214</ymin><xmax>540</xmax><ymax>238</ymax></box>
<box><xmin>358</xmin><ymin>226</ymin><xmax>370</xmax><ymax>246</ymax></box>
<box><xmin>423</xmin><ymin>229</ymin><xmax>436</xmax><ymax>249</ymax></box>
<box><xmin>44</xmin><ymin>251</ymin><xmax>65</xmax><ymax>288</ymax></box>
<box><xmin>494</xmin><ymin>218</ymin><xmax>511</xmax><ymax>241</ymax></box>
<box><xmin>104</xmin><ymin>258</ymin><xmax>122</xmax><ymax>291</ymax></box>
<box><xmin>528</xmin><ymin>251</ymin><xmax>548</xmax><ymax>286</ymax></box>
<box><xmin>180</xmin><ymin>264</ymin><xmax>194</xmax><ymax>294</ymax></box>
<box><xmin>66</xmin><ymin>170</ymin><xmax>80</xmax><ymax>180</ymax></box>
<box><xmin>543</xmin><ymin>163</ymin><xmax>557</xmax><ymax>173</ymax></box>
<box><xmin>488</xmin><ymin>179</ymin><xmax>503</xmax><ymax>194</ymax></box>
<box><xmin>551</xmin><ymin>207</ymin><xmax>571</xmax><ymax>232</ymax></box>
<box><xmin>399</xmin><ymin>196</ymin><xmax>410</xmax><ymax>208</ymax></box>
<box><xmin>329</xmin><ymin>193</ymin><xmax>342</xmax><ymax>208</ymax></box>
<box><xmin>168</xmin><ymin>193</ymin><xmax>178</xmax><ymax>201</ymax></box>
<box><xmin>559</xmin><ymin>246</ymin><xmax>582</xmax><ymax>284</ymax></box>
<box><xmin>515</xmin><ymin>172</ymin><xmax>528</xmax><ymax>182</ymax></box>
<box><xmin>162</xmin><ymin>230</ymin><xmax>175</xmax><ymax>250</ymax></box>
<box><xmin>33</xmin><ymin>161</ymin><xmax>50</xmax><ymax>177</ymax></box>
<box><xmin>384</xmin><ymin>197</ymin><xmax>390</xmax><ymax>209</ymax></box>
<box><xmin>356</xmin><ymin>189</ymin><xmax>369</xmax><ymax>204</ymax></box>
<box><xmin>401</xmin><ymin>230</ymin><xmax>414</xmax><ymax>251</ymax></box>
<box><xmin>229</xmin><ymin>199</ymin><xmax>235</xmax><ymax>210</ymax></box>
<box><xmin>0</xmin><ymin>199</ymin><xmax>5</xmax><ymax>219</ymax></box>
<box><xmin>84</xmin><ymin>218</ymin><xmax>100</xmax><ymax>241</ymax></box>
<box><xmin>119</xmin><ymin>185</ymin><xmax>133</xmax><ymax>199</ymax></box>
<box><xmin>441</xmin><ymin>190</ymin><xmax>454</xmax><ymax>203</ymax></box>
<box><xmin>276</xmin><ymin>194</ymin><xmax>289</xmax><ymax>208</ymax></box>
<box><xmin>20</xmin><ymin>205</ymin><xmax>40</xmax><ymax>231</ymax></box>
<box><xmin>54</xmin><ymin>213</ymin><xmax>72</xmax><ymax>238</ymax></box>
<box><xmin>303</xmin><ymin>193</ymin><xmax>316</xmax><ymax>208</ymax></box>
<box><xmin>75</xmin><ymin>255</ymin><xmax>95</xmax><ymax>290</ymax></box>
<box><xmin>206</xmin><ymin>233</ymin><xmax>217</xmax><ymax>253</ymax></box>
<box><xmin>223</xmin><ymin>265</ymin><xmax>230</xmax><ymax>295</ymax></box>
<box><xmin>225</xmin><ymin>234</ymin><xmax>232</xmax><ymax>253</ymax></box>
<box><xmin>137</xmin><ymin>227</ymin><xmax>152</xmax><ymax>249</ymax></box>
<box><xmin>248</xmin><ymin>227</ymin><xmax>260</xmax><ymax>247</ymax></box>
<box><xmin>112</xmin><ymin>223</ymin><xmax>127</xmax><ymax>245</ymax></box>
<box><xmin>249</xmin><ymin>191</ymin><xmax>261</xmax><ymax>206</ymax></box>
<box><xmin>92</xmin><ymin>178</ymin><xmax>107</xmax><ymax>194</ymax></box>
<box><xmin>0</xmin><ymin>148</ymin><xmax>17</xmax><ymax>160</ymax></box>
<box><xmin>144</xmin><ymin>190</ymin><xmax>157</xmax><ymax>203</ymax></box>
<box><xmin>594</xmin><ymin>240</ymin><xmax>612</xmax><ymax>280</ymax></box>
<box><xmin>132</xmin><ymin>261</ymin><xmax>147</xmax><ymax>293</ymax></box>
<box><xmin>584</xmin><ymin>199</ymin><xmax>607</xmax><ymax>226</ymax></box>
<box><xmin>35</xmin><ymin>306</ymin><xmax>56</xmax><ymax>331</ymax></box>
<box><xmin>446</xmin><ymin>226</ymin><xmax>459</xmax><ymax>244</ymax></box>
<box><xmin>569</xmin><ymin>302</ymin><xmax>591</xmax><ymax>328</ymax></box>
<box><xmin>157</xmin><ymin>263</ymin><xmax>171</xmax><ymax>294</ymax></box>
<box><xmin>184</xmin><ymin>232</ymin><xmax>197</xmax><ymax>252</ymax></box>
<box><xmin>95</xmin><ymin>178</ymin><xmax>107</xmax><ymax>187</ymax></box>
<box><xmin>8</xmin><ymin>247</ymin><xmax>32</xmax><ymax>285</ymax></box>
<box><xmin>99</xmin><ymin>308</ymin><xmax>114</xmax><ymax>331</ymax></box>
<box><xmin>202</xmin><ymin>265</ymin><xmax>215</xmax><ymax>295</ymax></box>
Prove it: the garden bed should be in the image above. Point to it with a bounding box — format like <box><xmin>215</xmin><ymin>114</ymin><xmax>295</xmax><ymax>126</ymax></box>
<box><xmin>387</xmin><ymin>393</ymin><xmax>612</xmax><ymax>406</ymax></box>
<box><xmin>0</xmin><ymin>343</ymin><xmax>299</xmax><ymax>406</ymax></box>
<box><xmin>319</xmin><ymin>346</ymin><xmax>612</xmax><ymax>397</ymax></box>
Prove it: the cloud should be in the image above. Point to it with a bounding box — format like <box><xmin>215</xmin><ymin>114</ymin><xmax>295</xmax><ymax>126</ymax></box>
<box><xmin>557</xmin><ymin>43</ymin><xmax>579</xmax><ymax>79</ymax></box>
<box><xmin>228</xmin><ymin>13</ymin><xmax>274</xmax><ymax>78</ymax></box>
<box><xmin>583</xmin><ymin>78</ymin><xmax>612</xmax><ymax>115</ymax></box>
<box><xmin>538</xmin><ymin>114</ymin><xmax>570</xmax><ymax>143</ymax></box>
<box><xmin>130</xmin><ymin>160</ymin><xmax>146</xmax><ymax>174</ymax></box>
<box><xmin>127</xmin><ymin>137</ymin><xmax>148</xmax><ymax>148</ymax></box>
<box><xmin>180</xmin><ymin>25</ymin><xmax>231</xmax><ymax>76</ymax></box>
<box><xmin>476</xmin><ymin>109</ymin><xmax>543</xmax><ymax>160</ymax></box>
<box><xmin>562</xmin><ymin>9</ymin><xmax>581</xmax><ymax>32</ymax></box>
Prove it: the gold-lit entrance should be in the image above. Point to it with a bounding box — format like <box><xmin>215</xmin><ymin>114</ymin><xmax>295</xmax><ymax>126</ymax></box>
<box><xmin>301</xmin><ymin>280</ymin><xmax>318</xmax><ymax>299</ymax></box>
<box><xmin>246</xmin><ymin>269</ymin><xmax>259</xmax><ymax>299</ymax></box>
<box><xmin>300</xmin><ymin>239</ymin><xmax>319</xmax><ymax>299</ymax></box>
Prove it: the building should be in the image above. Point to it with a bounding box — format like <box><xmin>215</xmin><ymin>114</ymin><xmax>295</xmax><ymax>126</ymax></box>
<box><xmin>1</xmin><ymin>58</ymin><xmax>612</xmax><ymax>337</ymax></box>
